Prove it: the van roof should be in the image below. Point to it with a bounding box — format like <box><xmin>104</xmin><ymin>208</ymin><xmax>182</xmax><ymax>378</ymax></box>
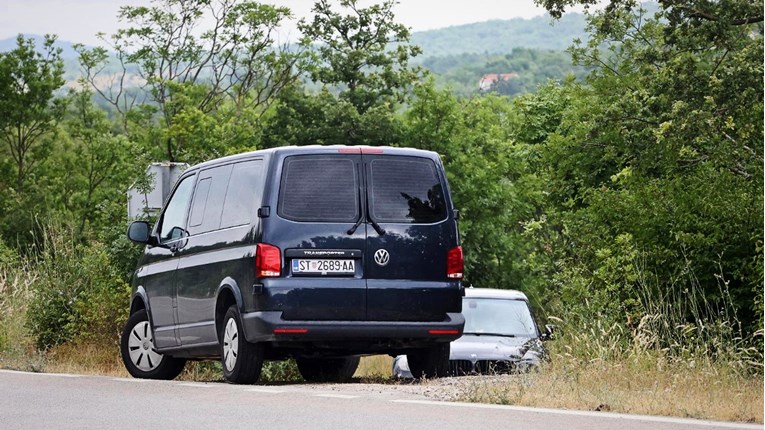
<box><xmin>187</xmin><ymin>145</ymin><xmax>442</xmax><ymax>173</ymax></box>
<box><xmin>464</xmin><ymin>288</ymin><xmax>529</xmax><ymax>301</ymax></box>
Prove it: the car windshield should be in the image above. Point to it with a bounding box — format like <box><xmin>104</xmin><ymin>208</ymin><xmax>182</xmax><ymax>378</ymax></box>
<box><xmin>462</xmin><ymin>298</ymin><xmax>538</xmax><ymax>338</ymax></box>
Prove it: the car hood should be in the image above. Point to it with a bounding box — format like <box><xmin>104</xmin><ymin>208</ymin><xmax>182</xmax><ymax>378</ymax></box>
<box><xmin>450</xmin><ymin>335</ymin><xmax>541</xmax><ymax>361</ymax></box>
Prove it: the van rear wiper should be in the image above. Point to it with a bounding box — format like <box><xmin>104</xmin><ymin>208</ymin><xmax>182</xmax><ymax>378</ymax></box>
<box><xmin>347</xmin><ymin>216</ymin><xmax>385</xmax><ymax>236</ymax></box>
<box><xmin>369</xmin><ymin>218</ymin><xmax>386</xmax><ymax>236</ymax></box>
<box><xmin>347</xmin><ymin>217</ymin><xmax>363</xmax><ymax>235</ymax></box>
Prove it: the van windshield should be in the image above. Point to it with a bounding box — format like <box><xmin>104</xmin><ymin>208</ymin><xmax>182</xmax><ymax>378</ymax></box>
<box><xmin>369</xmin><ymin>157</ymin><xmax>446</xmax><ymax>224</ymax></box>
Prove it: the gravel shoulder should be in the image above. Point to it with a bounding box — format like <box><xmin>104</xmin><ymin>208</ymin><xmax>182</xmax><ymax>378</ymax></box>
<box><xmin>277</xmin><ymin>374</ymin><xmax>505</xmax><ymax>402</ymax></box>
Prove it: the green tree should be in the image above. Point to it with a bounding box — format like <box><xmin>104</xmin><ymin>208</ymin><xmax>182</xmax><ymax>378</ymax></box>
<box><xmin>517</xmin><ymin>1</ymin><xmax>763</xmax><ymax>334</ymax></box>
<box><xmin>0</xmin><ymin>34</ymin><xmax>65</xmax><ymax>193</ymax></box>
<box><xmin>298</xmin><ymin>0</ymin><xmax>422</xmax><ymax>114</ymax></box>
<box><xmin>261</xmin><ymin>83</ymin><xmax>403</xmax><ymax>148</ymax></box>
<box><xmin>263</xmin><ymin>0</ymin><xmax>420</xmax><ymax>149</ymax></box>
<box><xmin>402</xmin><ymin>81</ymin><xmax>546</xmax><ymax>292</ymax></box>
<box><xmin>77</xmin><ymin>0</ymin><xmax>304</xmax><ymax>161</ymax></box>
<box><xmin>48</xmin><ymin>88</ymin><xmax>141</xmax><ymax>239</ymax></box>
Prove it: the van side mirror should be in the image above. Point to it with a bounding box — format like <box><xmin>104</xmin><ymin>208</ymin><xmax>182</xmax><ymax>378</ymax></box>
<box><xmin>453</xmin><ymin>209</ymin><xmax>460</xmax><ymax>220</ymax></box>
<box><xmin>127</xmin><ymin>221</ymin><xmax>153</xmax><ymax>244</ymax></box>
<box><xmin>541</xmin><ymin>324</ymin><xmax>556</xmax><ymax>341</ymax></box>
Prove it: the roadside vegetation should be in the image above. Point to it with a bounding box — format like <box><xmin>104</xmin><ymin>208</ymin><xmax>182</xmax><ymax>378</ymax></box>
<box><xmin>0</xmin><ymin>0</ymin><xmax>761</xmax><ymax>423</ymax></box>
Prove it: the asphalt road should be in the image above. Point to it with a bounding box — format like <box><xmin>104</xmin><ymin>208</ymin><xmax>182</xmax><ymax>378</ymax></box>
<box><xmin>1</xmin><ymin>369</ymin><xmax>760</xmax><ymax>430</ymax></box>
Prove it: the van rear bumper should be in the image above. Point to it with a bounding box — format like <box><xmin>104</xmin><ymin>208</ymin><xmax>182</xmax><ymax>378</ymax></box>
<box><xmin>241</xmin><ymin>311</ymin><xmax>465</xmax><ymax>346</ymax></box>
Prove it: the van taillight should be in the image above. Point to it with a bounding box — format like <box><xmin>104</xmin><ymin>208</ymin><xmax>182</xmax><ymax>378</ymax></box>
<box><xmin>255</xmin><ymin>243</ymin><xmax>281</xmax><ymax>278</ymax></box>
<box><xmin>446</xmin><ymin>246</ymin><xmax>463</xmax><ymax>279</ymax></box>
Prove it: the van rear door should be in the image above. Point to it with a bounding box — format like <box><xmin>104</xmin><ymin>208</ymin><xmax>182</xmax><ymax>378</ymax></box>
<box><xmin>362</xmin><ymin>152</ymin><xmax>461</xmax><ymax>321</ymax></box>
<box><xmin>267</xmin><ymin>152</ymin><xmax>367</xmax><ymax>321</ymax></box>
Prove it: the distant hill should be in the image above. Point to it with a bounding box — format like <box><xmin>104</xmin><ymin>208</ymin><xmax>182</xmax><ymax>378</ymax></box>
<box><xmin>0</xmin><ymin>11</ymin><xmax>588</xmax><ymax>61</ymax></box>
<box><xmin>0</xmin><ymin>34</ymin><xmax>85</xmax><ymax>59</ymax></box>
<box><xmin>410</xmin><ymin>13</ymin><xmax>588</xmax><ymax>58</ymax></box>
<box><xmin>0</xmin><ymin>12</ymin><xmax>590</xmax><ymax>98</ymax></box>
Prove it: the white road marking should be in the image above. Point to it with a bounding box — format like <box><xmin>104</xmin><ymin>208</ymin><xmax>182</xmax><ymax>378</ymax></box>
<box><xmin>112</xmin><ymin>378</ymin><xmax>151</xmax><ymax>383</ymax></box>
<box><xmin>314</xmin><ymin>394</ymin><xmax>358</xmax><ymax>399</ymax></box>
<box><xmin>177</xmin><ymin>382</ymin><xmax>215</xmax><ymax>388</ymax></box>
<box><xmin>391</xmin><ymin>400</ymin><xmax>762</xmax><ymax>429</ymax></box>
<box><xmin>246</xmin><ymin>388</ymin><xmax>287</xmax><ymax>394</ymax></box>
<box><xmin>0</xmin><ymin>369</ymin><xmax>80</xmax><ymax>378</ymax></box>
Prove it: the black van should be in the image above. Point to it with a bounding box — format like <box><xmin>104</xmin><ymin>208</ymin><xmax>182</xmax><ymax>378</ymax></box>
<box><xmin>122</xmin><ymin>146</ymin><xmax>464</xmax><ymax>383</ymax></box>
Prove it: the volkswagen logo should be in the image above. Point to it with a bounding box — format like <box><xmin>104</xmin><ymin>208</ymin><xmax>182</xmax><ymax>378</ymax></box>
<box><xmin>373</xmin><ymin>249</ymin><xmax>390</xmax><ymax>266</ymax></box>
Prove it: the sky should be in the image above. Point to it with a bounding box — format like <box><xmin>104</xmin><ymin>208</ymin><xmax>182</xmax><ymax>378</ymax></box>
<box><xmin>0</xmin><ymin>0</ymin><xmax>549</xmax><ymax>46</ymax></box>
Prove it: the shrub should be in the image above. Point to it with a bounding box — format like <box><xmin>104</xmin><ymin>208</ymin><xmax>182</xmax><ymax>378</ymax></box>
<box><xmin>26</xmin><ymin>224</ymin><xmax>130</xmax><ymax>350</ymax></box>
<box><xmin>547</xmin><ymin>249</ymin><xmax>763</xmax><ymax>374</ymax></box>
<box><xmin>260</xmin><ymin>359</ymin><xmax>302</xmax><ymax>382</ymax></box>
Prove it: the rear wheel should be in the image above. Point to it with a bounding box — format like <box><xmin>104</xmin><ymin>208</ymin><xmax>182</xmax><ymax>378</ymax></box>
<box><xmin>296</xmin><ymin>356</ymin><xmax>360</xmax><ymax>382</ymax></box>
<box><xmin>220</xmin><ymin>305</ymin><xmax>263</xmax><ymax>384</ymax></box>
<box><xmin>120</xmin><ymin>309</ymin><xmax>186</xmax><ymax>380</ymax></box>
<box><xmin>407</xmin><ymin>343</ymin><xmax>450</xmax><ymax>379</ymax></box>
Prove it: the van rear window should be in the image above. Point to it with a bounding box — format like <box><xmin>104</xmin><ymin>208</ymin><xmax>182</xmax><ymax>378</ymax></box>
<box><xmin>369</xmin><ymin>158</ymin><xmax>446</xmax><ymax>223</ymax></box>
<box><xmin>278</xmin><ymin>156</ymin><xmax>359</xmax><ymax>222</ymax></box>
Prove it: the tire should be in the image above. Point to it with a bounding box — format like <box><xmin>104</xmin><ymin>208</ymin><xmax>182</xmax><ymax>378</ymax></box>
<box><xmin>120</xmin><ymin>309</ymin><xmax>186</xmax><ymax>380</ymax></box>
<box><xmin>407</xmin><ymin>343</ymin><xmax>450</xmax><ymax>379</ymax></box>
<box><xmin>220</xmin><ymin>305</ymin><xmax>263</xmax><ymax>384</ymax></box>
<box><xmin>296</xmin><ymin>356</ymin><xmax>360</xmax><ymax>383</ymax></box>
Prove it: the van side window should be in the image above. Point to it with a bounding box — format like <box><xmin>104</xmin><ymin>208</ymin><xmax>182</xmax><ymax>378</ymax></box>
<box><xmin>220</xmin><ymin>160</ymin><xmax>263</xmax><ymax>228</ymax></box>
<box><xmin>188</xmin><ymin>164</ymin><xmax>233</xmax><ymax>235</ymax></box>
<box><xmin>188</xmin><ymin>178</ymin><xmax>211</xmax><ymax>228</ymax></box>
<box><xmin>278</xmin><ymin>156</ymin><xmax>359</xmax><ymax>222</ymax></box>
<box><xmin>369</xmin><ymin>157</ymin><xmax>446</xmax><ymax>223</ymax></box>
<box><xmin>158</xmin><ymin>175</ymin><xmax>196</xmax><ymax>243</ymax></box>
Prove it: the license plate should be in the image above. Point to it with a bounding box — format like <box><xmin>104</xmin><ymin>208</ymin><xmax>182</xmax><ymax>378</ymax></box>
<box><xmin>292</xmin><ymin>259</ymin><xmax>355</xmax><ymax>275</ymax></box>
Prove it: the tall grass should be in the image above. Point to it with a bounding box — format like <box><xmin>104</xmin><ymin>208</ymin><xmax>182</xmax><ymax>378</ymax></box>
<box><xmin>26</xmin><ymin>222</ymin><xmax>131</xmax><ymax>351</ymax></box>
<box><xmin>0</xmin><ymin>223</ymin><xmax>130</xmax><ymax>372</ymax></box>
<box><xmin>459</xmin><ymin>354</ymin><xmax>763</xmax><ymax>423</ymax></box>
<box><xmin>458</xmin><ymin>260</ymin><xmax>764</xmax><ymax>423</ymax></box>
<box><xmin>0</xmin><ymin>258</ymin><xmax>44</xmax><ymax>371</ymax></box>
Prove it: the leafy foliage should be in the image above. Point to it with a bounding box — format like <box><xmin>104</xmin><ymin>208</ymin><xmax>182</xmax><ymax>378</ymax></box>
<box><xmin>516</xmin><ymin>2</ymin><xmax>763</xmax><ymax>337</ymax></box>
<box><xmin>77</xmin><ymin>0</ymin><xmax>304</xmax><ymax>161</ymax></box>
<box><xmin>26</xmin><ymin>224</ymin><xmax>130</xmax><ymax>350</ymax></box>
<box><xmin>299</xmin><ymin>0</ymin><xmax>422</xmax><ymax>114</ymax></box>
<box><xmin>0</xmin><ymin>34</ymin><xmax>65</xmax><ymax>193</ymax></box>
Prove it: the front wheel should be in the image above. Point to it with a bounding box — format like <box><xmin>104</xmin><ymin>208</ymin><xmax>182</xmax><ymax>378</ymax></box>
<box><xmin>220</xmin><ymin>305</ymin><xmax>263</xmax><ymax>384</ymax></box>
<box><xmin>296</xmin><ymin>356</ymin><xmax>360</xmax><ymax>382</ymax></box>
<box><xmin>120</xmin><ymin>309</ymin><xmax>186</xmax><ymax>380</ymax></box>
<box><xmin>407</xmin><ymin>343</ymin><xmax>450</xmax><ymax>379</ymax></box>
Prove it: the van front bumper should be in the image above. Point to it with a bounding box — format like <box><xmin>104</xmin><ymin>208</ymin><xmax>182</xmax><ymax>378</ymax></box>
<box><xmin>241</xmin><ymin>311</ymin><xmax>465</xmax><ymax>347</ymax></box>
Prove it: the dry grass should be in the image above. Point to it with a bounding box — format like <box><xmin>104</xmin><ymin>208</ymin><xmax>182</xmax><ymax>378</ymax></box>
<box><xmin>0</xmin><ymin>264</ymin><xmax>42</xmax><ymax>373</ymax></box>
<box><xmin>458</xmin><ymin>356</ymin><xmax>763</xmax><ymax>423</ymax></box>
<box><xmin>42</xmin><ymin>342</ymin><xmax>127</xmax><ymax>377</ymax></box>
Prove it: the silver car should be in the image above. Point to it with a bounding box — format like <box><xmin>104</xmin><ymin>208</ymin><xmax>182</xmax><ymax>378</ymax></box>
<box><xmin>393</xmin><ymin>288</ymin><xmax>551</xmax><ymax>378</ymax></box>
